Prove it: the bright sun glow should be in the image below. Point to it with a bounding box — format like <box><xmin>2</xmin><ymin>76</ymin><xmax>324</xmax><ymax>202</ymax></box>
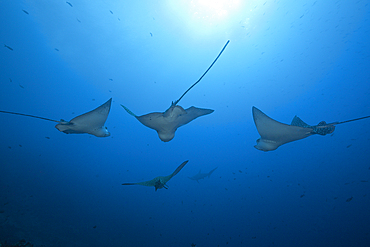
<box><xmin>166</xmin><ymin>0</ymin><xmax>244</xmax><ymax>37</ymax></box>
<box><xmin>190</xmin><ymin>0</ymin><xmax>241</xmax><ymax>23</ymax></box>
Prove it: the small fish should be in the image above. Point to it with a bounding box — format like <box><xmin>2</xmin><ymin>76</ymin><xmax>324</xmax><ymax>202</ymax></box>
<box><xmin>109</xmin><ymin>78</ymin><xmax>113</xmax><ymax>81</ymax></box>
<box><xmin>9</xmin><ymin>78</ymin><xmax>12</xmax><ymax>82</ymax></box>
<box><xmin>45</xmin><ymin>137</ymin><xmax>50</xmax><ymax>139</ymax></box>
<box><xmin>55</xmin><ymin>48</ymin><xmax>59</xmax><ymax>51</ymax></box>
<box><xmin>22</xmin><ymin>9</ymin><xmax>29</xmax><ymax>15</ymax></box>
<box><xmin>150</xmin><ymin>32</ymin><xmax>153</xmax><ymax>37</ymax></box>
<box><xmin>346</xmin><ymin>144</ymin><xmax>352</xmax><ymax>148</ymax></box>
<box><xmin>66</xmin><ymin>2</ymin><xmax>73</xmax><ymax>7</ymax></box>
<box><xmin>300</xmin><ymin>194</ymin><xmax>305</xmax><ymax>198</ymax></box>
<box><xmin>4</xmin><ymin>44</ymin><xmax>13</xmax><ymax>51</ymax></box>
<box><xmin>346</xmin><ymin>196</ymin><xmax>353</xmax><ymax>202</ymax></box>
<box><xmin>19</xmin><ymin>84</ymin><xmax>24</xmax><ymax>88</ymax></box>
<box><xmin>109</xmin><ymin>10</ymin><xmax>113</xmax><ymax>14</ymax></box>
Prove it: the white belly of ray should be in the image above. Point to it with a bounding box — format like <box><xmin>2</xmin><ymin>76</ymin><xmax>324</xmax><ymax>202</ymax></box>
<box><xmin>252</xmin><ymin>106</ymin><xmax>313</xmax><ymax>151</ymax></box>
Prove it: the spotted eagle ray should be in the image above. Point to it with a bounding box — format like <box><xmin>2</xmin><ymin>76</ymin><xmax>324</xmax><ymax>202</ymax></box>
<box><xmin>122</xmin><ymin>160</ymin><xmax>189</xmax><ymax>191</ymax></box>
<box><xmin>121</xmin><ymin>40</ymin><xmax>230</xmax><ymax>142</ymax></box>
<box><xmin>0</xmin><ymin>98</ymin><xmax>112</xmax><ymax>137</ymax></box>
<box><xmin>188</xmin><ymin>167</ymin><xmax>218</xmax><ymax>183</ymax></box>
<box><xmin>252</xmin><ymin>106</ymin><xmax>370</xmax><ymax>151</ymax></box>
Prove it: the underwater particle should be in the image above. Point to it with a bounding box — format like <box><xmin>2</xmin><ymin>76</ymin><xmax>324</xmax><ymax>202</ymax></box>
<box><xmin>22</xmin><ymin>9</ymin><xmax>29</xmax><ymax>14</ymax></box>
<box><xmin>191</xmin><ymin>243</ymin><xmax>196</xmax><ymax>247</ymax></box>
<box><xmin>0</xmin><ymin>210</ymin><xmax>4</xmax><ymax>213</ymax></box>
<box><xmin>252</xmin><ymin>237</ymin><xmax>256</xmax><ymax>239</ymax></box>
<box><xmin>346</xmin><ymin>196</ymin><xmax>353</xmax><ymax>202</ymax></box>
<box><xmin>66</xmin><ymin>1</ymin><xmax>73</xmax><ymax>7</ymax></box>
<box><xmin>4</xmin><ymin>44</ymin><xmax>13</xmax><ymax>51</ymax></box>
<box><xmin>361</xmin><ymin>180</ymin><xmax>368</xmax><ymax>182</ymax></box>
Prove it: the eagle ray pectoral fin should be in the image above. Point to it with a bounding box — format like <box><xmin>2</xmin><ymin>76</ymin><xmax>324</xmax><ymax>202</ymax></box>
<box><xmin>171</xmin><ymin>160</ymin><xmax>189</xmax><ymax>178</ymax></box>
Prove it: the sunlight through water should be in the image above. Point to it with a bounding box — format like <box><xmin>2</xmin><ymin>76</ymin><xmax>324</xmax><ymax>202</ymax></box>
<box><xmin>166</xmin><ymin>0</ymin><xmax>246</xmax><ymax>37</ymax></box>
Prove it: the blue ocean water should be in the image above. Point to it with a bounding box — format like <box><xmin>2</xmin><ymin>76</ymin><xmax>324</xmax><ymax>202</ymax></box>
<box><xmin>1</xmin><ymin>1</ymin><xmax>369</xmax><ymax>246</ymax></box>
